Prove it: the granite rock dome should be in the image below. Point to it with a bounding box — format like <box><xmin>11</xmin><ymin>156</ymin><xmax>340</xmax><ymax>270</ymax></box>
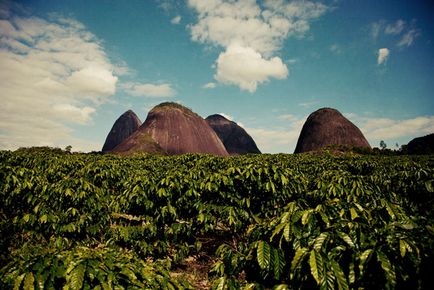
<box><xmin>102</xmin><ymin>110</ymin><xmax>142</xmax><ymax>152</ymax></box>
<box><xmin>406</xmin><ymin>133</ymin><xmax>434</xmax><ymax>154</ymax></box>
<box><xmin>206</xmin><ymin>114</ymin><xmax>261</xmax><ymax>155</ymax></box>
<box><xmin>294</xmin><ymin>108</ymin><xmax>370</xmax><ymax>153</ymax></box>
<box><xmin>113</xmin><ymin>102</ymin><xmax>228</xmax><ymax>156</ymax></box>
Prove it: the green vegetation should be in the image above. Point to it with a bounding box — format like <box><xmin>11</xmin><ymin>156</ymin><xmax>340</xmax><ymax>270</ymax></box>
<box><xmin>152</xmin><ymin>102</ymin><xmax>198</xmax><ymax>117</ymax></box>
<box><xmin>1</xmin><ymin>148</ymin><xmax>433</xmax><ymax>289</ymax></box>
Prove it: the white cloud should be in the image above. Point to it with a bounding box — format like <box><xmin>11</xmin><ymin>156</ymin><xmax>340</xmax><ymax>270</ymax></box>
<box><xmin>361</xmin><ymin>116</ymin><xmax>434</xmax><ymax>141</ymax></box>
<box><xmin>215</xmin><ymin>44</ymin><xmax>288</xmax><ymax>92</ymax></box>
<box><xmin>397</xmin><ymin>29</ymin><xmax>420</xmax><ymax>47</ymax></box>
<box><xmin>329</xmin><ymin>43</ymin><xmax>341</xmax><ymax>54</ymax></box>
<box><xmin>343</xmin><ymin>112</ymin><xmax>434</xmax><ymax>147</ymax></box>
<box><xmin>123</xmin><ymin>82</ymin><xmax>176</xmax><ymax>97</ymax></box>
<box><xmin>370</xmin><ymin>21</ymin><xmax>383</xmax><ymax>39</ymax></box>
<box><xmin>187</xmin><ymin>0</ymin><xmax>328</xmax><ymax>91</ymax></box>
<box><xmin>217</xmin><ymin>112</ymin><xmax>233</xmax><ymax>121</ymax></box>
<box><xmin>278</xmin><ymin>114</ymin><xmax>297</xmax><ymax>121</ymax></box>
<box><xmin>298</xmin><ymin>100</ymin><xmax>320</xmax><ymax>108</ymax></box>
<box><xmin>202</xmin><ymin>82</ymin><xmax>217</xmax><ymax>89</ymax></box>
<box><xmin>377</xmin><ymin>48</ymin><xmax>390</xmax><ymax>65</ymax></box>
<box><xmin>171</xmin><ymin>15</ymin><xmax>181</xmax><ymax>24</ymax></box>
<box><xmin>240</xmin><ymin>113</ymin><xmax>307</xmax><ymax>153</ymax></box>
<box><xmin>370</xmin><ymin>19</ymin><xmax>420</xmax><ymax>47</ymax></box>
<box><xmin>385</xmin><ymin>19</ymin><xmax>405</xmax><ymax>35</ymax></box>
<box><xmin>246</xmin><ymin>116</ymin><xmax>306</xmax><ymax>153</ymax></box>
<box><xmin>52</xmin><ymin>104</ymin><xmax>96</xmax><ymax>124</ymax></box>
<box><xmin>0</xmin><ymin>12</ymin><xmax>118</xmax><ymax>151</ymax></box>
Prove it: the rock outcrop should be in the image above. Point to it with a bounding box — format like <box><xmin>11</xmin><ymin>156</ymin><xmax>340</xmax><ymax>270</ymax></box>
<box><xmin>406</xmin><ymin>133</ymin><xmax>434</xmax><ymax>154</ymax></box>
<box><xmin>294</xmin><ymin>108</ymin><xmax>370</xmax><ymax>153</ymax></box>
<box><xmin>206</xmin><ymin>114</ymin><xmax>261</xmax><ymax>155</ymax></box>
<box><xmin>102</xmin><ymin>110</ymin><xmax>142</xmax><ymax>152</ymax></box>
<box><xmin>113</xmin><ymin>102</ymin><xmax>228</xmax><ymax>156</ymax></box>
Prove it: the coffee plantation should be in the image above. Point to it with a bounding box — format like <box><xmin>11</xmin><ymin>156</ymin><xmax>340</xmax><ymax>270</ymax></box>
<box><xmin>1</xmin><ymin>148</ymin><xmax>433</xmax><ymax>289</ymax></box>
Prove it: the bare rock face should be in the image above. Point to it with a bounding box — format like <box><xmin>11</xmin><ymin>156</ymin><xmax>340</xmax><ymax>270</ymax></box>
<box><xmin>206</xmin><ymin>114</ymin><xmax>261</xmax><ymax>155</ymax></box>
<box><xmin>102</xmin><ymin>110</ymin><xmax>142</xmax><ymax>152</ymax></box>
<box><xmin>294</xmin><ymin>108</ymin><xmax>370</xmax><ymax>153</ymax></box>
<box><xmin>406</xmin><ymin>133</ymin><xmax>434</xmax><ymax>154</ymax></box>
<box><xmin>114</xmin><ymin>102</ymin><xmax>228</xmax><ymax>156</ymax></box>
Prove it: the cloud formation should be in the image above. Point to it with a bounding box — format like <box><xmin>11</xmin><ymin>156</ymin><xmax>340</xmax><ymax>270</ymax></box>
<box><xmin>345</xmin><ymin>112</ymin><xmax>434</xmax><ymax>147</ymax></box>
<box><xmin>171</xmin><ymin>15</ymin><xmax>181</xmax><ymax>24</ymax></box>
<box><xmin>123</xmin><ymin>82</ymin><xmax>176</xmax><ymax>97</ymax></box>
<box><xmin>187</xmin><ymin>0</ymin><xmax>328</xmax><ymax>92</ymax></box>
<box><xmin>377</xmin><ymin>48</ymin><xmax>390</xmax><ymax>65</ymax></box>
<box><xmin>0</xmin><ymin>12</ymin><xmax>118</xmax><ymax>151</ymax></box>
<box><xmin>371</xmin><ymin>19</ymin><xmax>420</xmax><ymax>47</ymax></box>
<box><xmin>361</xmin><ymin>116</ymin><xmax>434</xmax><ymax>141</ymax></box>
<box><xmin>397</xmin><ymin>29</ymin><xmax>420</xmax><ymax>47</ymax></box>
<box><xmin>217</xmin><ymin>112</ymin><xmax>233</xmax><ymax>121</ymax></box>
<box><xmin>246</xmin><ymin>116</ymin><xmax>306</xmax><ymax>153</ymax></box>
<box><xmin>202</xmin><ymin>82</ymin><xmax>217</xmax><ymax>89</ymax></box>
<box><xmin>385</xmin><ymin>19</ymin><xmax>405</xmax><ymax>35</ymax></box>
<box><xmin>215</xmin><ymin>44</ymin><xmax>288</xmax><ymax>92</ymax></box>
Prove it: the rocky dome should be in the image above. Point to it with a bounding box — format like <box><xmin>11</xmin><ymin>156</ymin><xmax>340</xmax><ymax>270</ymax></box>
<box><xmin>113</xmin><ymin>102</ymin><xmax>228</xmax><ymax>156</ymax></box>
<box><xmin>406</xmin><ymin>133</ymin><xmax>434</xmax><ymax>154</ymax></box>
<box><xmin>294</xmin><ymin>108</ymin><xmax>370</xmax><ymax>153</ymax></box>
<box><xmin>206</xmin><ymin>114</ymin><xmax>261</xmax><ymax>155</ymax></box>
<box><xmin>102</xmin><ymin>110</ymin><xmax>142</xmax><ymax>152</ymax></box>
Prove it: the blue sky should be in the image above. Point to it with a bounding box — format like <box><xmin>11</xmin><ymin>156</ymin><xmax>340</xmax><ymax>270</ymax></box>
<box><xmin>0</xmin><ymin>0</ymin><xmax>433</xmax><ymax>153</ymax></box>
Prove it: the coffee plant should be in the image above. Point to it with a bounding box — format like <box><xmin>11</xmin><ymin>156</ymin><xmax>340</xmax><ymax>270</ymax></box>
<box><xmin>0</xmin><ymin>148</ymin><xmax>433</xmax><ymax>289</ymax></box>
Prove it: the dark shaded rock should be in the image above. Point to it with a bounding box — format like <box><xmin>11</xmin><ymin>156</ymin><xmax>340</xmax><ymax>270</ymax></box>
<box><xmin>102</xmin><ymin>110</ymin><xmax>142</xmax><ymax>152</ymax></box>
<box><xmin>406</xmin><ymin>133</ymin><xmax>434</xmax><ymax>154</ymax></box>
<box><xmin>206</xmin><ymin>114</ymin><xmax>261</xmax><ymax>155</ymax></box>
<box><xmin>114</xmin><ymin>102</ymin><xmax>228</xmax><ymax>156</ymax></box>
<box><xmin>294</xmin><ymin>108</ymin><xmax>370</xmax><ymax>153</ymax></box>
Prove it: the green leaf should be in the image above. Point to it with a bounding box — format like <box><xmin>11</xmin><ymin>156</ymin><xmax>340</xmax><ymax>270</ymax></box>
<box><xmin>377</xmin><ymin>251</ymin><xmax>396</xmax><ymax>289</ymax></box>
<box><xmin>283</xmin><ymin>223</ymin><xmax>291</xmax><ymax>242</ymax></box>
<box><xmin>348</xmin><ymin>262</ymin><xmax>355</xmax><ymax>285</ymax></box>
<box><xmin>65</xmin><ymin>188</ymin><xmax>73</xmax><ymax>196</ymax></box>
<box><xmin>69</xmin><ymin>264</ymin><xmax>85</xmax><ymax>290</ymax></box>
<box><xmin>36</xmin><ymin>273</ymin><xmax>46</xmax><ymax>290</ymax></box>
<box><xmin>309</xmin><ymin>250</ymin><xmax>323</xmax><ymax>285</ymax></box>
<box><xmin>384</xmin><ymin>200</ymin><xmax>396</xmax><ymax>220</ymax></box>
<box><xmin>399</xmin><ymin>240</ymin><xmax>407</xmax><ymax>257</ymax></box>
<box><xmin>273</xmin><ymin>285</ymin><xmax>289</xmax><ymax>290</ymax></box>
<box><xmin>291</xmin><ymin>247</ymin><xmax>308</xmax><ymax>271</ymax></box>
<box><xmin>120</xmin><ymin>268</ymin><xmax>138</xmax><ymax>283</ymax></box>
<box><xmin>425</xmin><ymin>180</ymin><xmax>433</xmax><ymax>192</ymax></box>
<box><xmin>215</xmin><ymin>276</ymin><xmax>226</xmax><ymax>290</ymax></box>
<box><xmin>313</xmin><ymin>233</ymin><xmax>328</xmax><ymax>252</ymax></box>
<box><xmin>359</xmin><ymin>249</ymin><xmax>373</xmax><ymax>277</ymax></box>
<box><xmin>257</xmin><ymin>241</ymin><xmax>271</xmax><ymax>270</ymax></box>
<box><xmin>23</xmin><ymin>214</ymin><xmax>31</xmax><ymax>223</ymax></box>
<box><xmin>23</xmin><ymin>272</ymin><xmax>35</xmax><ymax>290</ymax></box>
<box><xmin>331</xmin><ymin>260</ymin><xmax>349</xmax><ymax>290</ymax></box>
<box><xmin>272</xmin><ymin>248</ymin><xmax>285</xmax><ymax>280</ymax></box>
<box><xmin>243</xmin><ymin>283</ymin><xmax>256</xmax><ymax>290</ymax></box>
<box><xmin>302</xmin><ymin>210</ymin><xmax>311</xmax><ymax>225</ymax></box>
<box><xmin>270</xmin><ymin>222</ymin><xmax>285</xmax><ymax>242</ymax></box>
<box><xmin>14</xmin><ymin>273</ymin><xmax>26</xmax><ymax>290</ymax></box>
<box><xmin>39</xmin><ymin>214</ymin><xmax>48</xmax><ymax>224</ymax></box>
<box><xmin>350</xmin><ymin>208</ymin><xmax>358</xmax><ymax>220</ymax></box>
<box><xmin>320</xmin><ymin>271</ymin><xmax>335</xmax><ymax>290</ymax></box>
<box><xmin>338</xmin><ymin>232</ymin><xmax>355</xmax><ymax>248</ymax></box>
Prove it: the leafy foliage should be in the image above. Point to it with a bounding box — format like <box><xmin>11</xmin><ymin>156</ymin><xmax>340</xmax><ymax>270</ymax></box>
<box><xmin>0</xmin><ymin>149</ymin><xmax>433</xmax><ymax>289</ymax></box>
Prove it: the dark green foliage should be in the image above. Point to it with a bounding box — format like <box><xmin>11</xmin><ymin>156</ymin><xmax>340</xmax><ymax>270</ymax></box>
<box><xmin>0</xmin><ymin>149</ymin><xmax>433</xmax><ymax>289</ymax></box>
<box><xmin>0</xmin><ymin>244</ymin><xmax>190</xmax><ymax>289</ymax></box>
